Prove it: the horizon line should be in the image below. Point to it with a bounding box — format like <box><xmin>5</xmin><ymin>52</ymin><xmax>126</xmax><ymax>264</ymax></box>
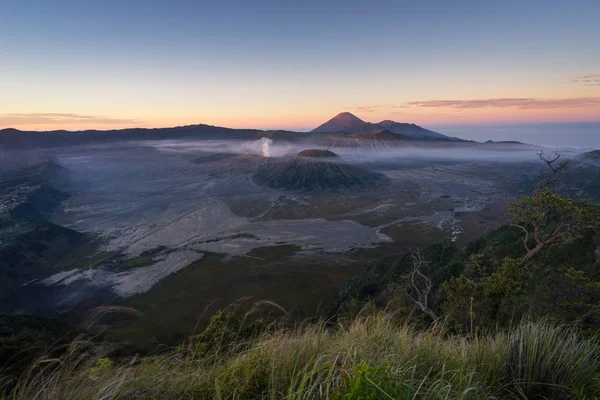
<box><xmin>3</xmin><ymin>119</ymin><xmax>600</xmax><ymax>134</ymax></box>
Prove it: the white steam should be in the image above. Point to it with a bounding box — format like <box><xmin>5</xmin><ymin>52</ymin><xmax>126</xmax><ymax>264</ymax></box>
<box><xmin>261</xmin><ymin>138</ymin><xmax>273</xmax><ymax>157</ymax></box>
<box><xmin>139</xmin><ymin>138</ymin><xmax>556</xmax><ymax>162</ymax></box>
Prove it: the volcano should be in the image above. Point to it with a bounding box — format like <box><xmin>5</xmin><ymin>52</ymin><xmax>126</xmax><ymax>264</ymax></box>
<box><xmin>311</xmin><ymin>112</ymin><xmax>449</xmax><ymax>140</ymax></box>
<box><xmin>253</xmin><ymin>157</ymin><xmax>387</xmax><ymax>191</ymax></box>
<box><xmin>297</xmin><ymin>149</ymin><xmax>340</xmax><ymax>158</ymax></box>
<box><xmin>311</xmin><ymin>112</ymin><xmax>380</xmax><ymax>134</ymax></box>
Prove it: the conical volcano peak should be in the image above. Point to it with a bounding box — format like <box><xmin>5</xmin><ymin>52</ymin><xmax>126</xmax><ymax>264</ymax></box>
<box><xmin>311</xmin><ymin>113</ymin><xmax>449</xmax><ymax>140</ymax></box>
<box><xmin>311</xmin><ymin>112</ymin><xmax>377</xmax><ymax>133</ymax></box>
<box><xmin>331</xmin><ymin>112</ymin><xmax>363</xmax><ymax>122</ymax></box>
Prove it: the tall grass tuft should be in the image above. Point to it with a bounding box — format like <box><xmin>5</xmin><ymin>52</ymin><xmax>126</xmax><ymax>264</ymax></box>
<box><xmin>3</xmin><ymin>313</ymin><xmax>599</xmax><ymax>399</ymax></box>
<box><xmin>499</xmin><ymin>320</ymin><xmax>600</xmax><ymax>398</ymax></box>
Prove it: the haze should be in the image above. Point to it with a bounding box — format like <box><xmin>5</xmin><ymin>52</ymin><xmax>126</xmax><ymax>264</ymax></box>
<box><xmin>1</xmin><ymin>0</ymin><xmax>600</xmax><ymax>147</ymax></box>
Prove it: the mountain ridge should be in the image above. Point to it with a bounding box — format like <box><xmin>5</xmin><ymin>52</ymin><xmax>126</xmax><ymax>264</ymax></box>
<box><xmin>311</xmin><ymin>112</ymin><xmax>451</xmax><ymax>140</ymax></box>
<box><xmin>0</xmin><ymin>114</ymin><xmax>456</xmax><ymax>149</ymax></box>
<box><xmin>0</xmin><ymin>124</ymin><xmax>265</xmax><ymax>149</ymax></box>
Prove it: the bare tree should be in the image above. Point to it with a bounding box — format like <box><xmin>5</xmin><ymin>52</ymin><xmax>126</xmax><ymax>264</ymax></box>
<box><xmin>533</xmin><ymin>150</ymin><xmax>569</xmax><ymax>194</ymax></box>
<box><xmin>395</xmin><ymin>248</ymin><xmax>438</xmax><ymax>321</ymax></box>
<box><xmin>509</xmin><ymin>151</ymin><xmax>600</xmax><ymax>259</ymax></box>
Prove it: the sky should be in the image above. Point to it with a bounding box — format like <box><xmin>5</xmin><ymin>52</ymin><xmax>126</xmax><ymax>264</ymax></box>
<box><xmin>1</xmin><ymin>0</ymin><xmax>599</xmax><ymax>145</ymax></box>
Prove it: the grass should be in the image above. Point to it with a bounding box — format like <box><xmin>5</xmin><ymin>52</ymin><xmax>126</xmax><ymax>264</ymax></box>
<box><xmin>379</xmin><ymin>221</ymin><xmax>447</xmax><ymax>248</ymax></box>
<box><xmin>108</xmin><ymin>249</ymin><xmax>365</xmax><ymax>348</ymax></box>
<box><xmin>3</xmin><ymin>312</ymin><xmax>599</xmax><ymax>399</ymax></box>
<box><xmin>115</xmin><ymin>254</ymin><xmax>155</xmax><ymax>271</ymax></box>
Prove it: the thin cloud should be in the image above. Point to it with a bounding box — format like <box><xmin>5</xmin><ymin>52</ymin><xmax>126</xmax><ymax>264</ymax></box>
<box><xmin>391</xmin><ymin>111</ymin><xmax>469</xmax><ymax>118</ymax></box>
<box><xmin>345</xmin><ymin>104</ymin><xmax>409</xmax><ymax>113</ymax></box>
<box><xmin>344</xmin><ymin>105</ymin><xmax>386</xmax><ymax>113</ymax></box>
<box><xmin>571</xmin><ymin>74</ymin><xmax>600</xmax><ymax>86</ymax></box>
<box><xmin>406</xmin><ymin>97</ymin><xmax>600</xmax><ymax>109</ymax></box>
<box><xmin>0</xmin><ymin>113</ymin><xmax>142</xmax><ymax>126</ymax></box>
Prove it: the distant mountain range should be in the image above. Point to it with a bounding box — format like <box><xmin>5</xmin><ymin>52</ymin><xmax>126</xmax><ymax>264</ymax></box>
<box><xmin>0</xmin><ymin>112</ymin><xmax>456</xmax><ymax>150</ymax></box>
<box><xmin>0</xmin><ymin>125</ymin><xmax>264</xmax><ymax>150</ymax></box>
<box><xmin>311</xmin><ymin>112</ymin><xmax>451</xmax><ymax>140</ymax></box>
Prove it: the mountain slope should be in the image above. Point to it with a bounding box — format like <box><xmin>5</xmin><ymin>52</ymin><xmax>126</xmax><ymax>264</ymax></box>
<box><xmin>253</xmin><ymin>157</ymin><xmax>388</xmax><ymax>191</ymax></box>
<box><xmin>0</xmin><ymin>162</ymin><xmax>89</xmax><ymax>300</ymax></box>
<box><xmin>584</xmin><ymin>149</ymin><xmax>600</xmax><ymax>161</ymax></box>
<box><xmin>350</xmin><ymin>129</ymin><xmax>410</xmax><ymax>141</ymax></box>
<box><xmin>312</xmin><ymin>112</ymin><xmax>450</xmax><ymax>140</ymax></box>
<box><xmin>376</xmin><ymin>120</ymin><xmax>448</xmax><ymax>140</ymax></box>
<box><xmin>311</xmin><ymin>112</ymin><xmax>381</xmax><ymax>134</ymax></box>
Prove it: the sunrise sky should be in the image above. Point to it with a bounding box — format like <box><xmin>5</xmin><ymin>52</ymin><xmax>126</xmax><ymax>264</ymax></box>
<box><xmin>1</xmin><ymin>0</ymin><xmax>599</xmax><ymax>144</ymax></box>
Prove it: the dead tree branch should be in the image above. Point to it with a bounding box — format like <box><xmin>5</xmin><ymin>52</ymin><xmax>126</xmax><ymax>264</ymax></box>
<box><xmin>397</xmin><ymin>248</ymin><xmax>438</xmax><ymax>321</ymax></box>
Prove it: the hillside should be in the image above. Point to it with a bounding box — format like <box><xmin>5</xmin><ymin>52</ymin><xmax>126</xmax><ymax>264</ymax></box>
<box><xmin>0</xmin><ymin>160</ymin><xmax>72</xmax><ymax>189</ymax></box>
<box><xmin>0</xmin><ymin>162</ymin><xmax>90</xmax><ymax>302</ymax></box>
<box><xmin>584</xmin><ymin>149</ymin><xmax>600</xmax><ymax>160</ymax></box>
<box><xmin>3</xmin><ymin>171</ymin><xmax>600</xmax><ymax>398</ymax></box>
<box><xmin>376</xmin><ymin>120</ymin><xmax>448</xmax><ymax>140</ymax></box>
<box><xmin>4</xmin><ymin>220</ymin><xmax>600</xmax><ymax>398</ymax></box>
<box><xmin>331</xmin><ymin>223</ymin><xmax>600</xmax><ymax>331</ymax></box>
<box><xmin>350</xmin><ymin>129</ymin><xmax>410</xmax><ymax>141</ymax></box>
<box><xmin>253</xmin><ymin>158</ymin><xmax>387</xmax><ymax>191</ymax></box>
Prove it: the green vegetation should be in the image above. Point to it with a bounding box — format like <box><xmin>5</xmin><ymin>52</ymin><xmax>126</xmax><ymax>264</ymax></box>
<box><xmin>2</xmin><ymin>153</ymin><xmax>600</xmax><ymax>398</ymax></box>
<box><xmin>332</xmin><ymin>153</ymin><xmax>600</xmax><ymax>335</ymax></box>
<box><xmin>332</xmin><ymin>220</ymin><xmax>600</xmax><ymax>334</ymax></box>
<box><xmin>508</xmin><ymin>151</ymin><xmax>600</xmax><ymax>258</ymax></box>
<box><xmin>0</xmin><ymin>161</ymin><xmax>92</xmax><ymax>301</ymax></box>
<box><xmin>4</xmin><ymin>212</ymin><xmax>599</xmax><ymax>398</ymax></box>
<box><xmin>0</xmin><ymin>218</ymin><xmax>89</xmax><ymax>299</ymax></box>
<box><xmin>0</xmin><ymin>315</ymin><xmax>74</xmax><ymax>390</ymax></box>
<box><xmin>379</xmin><ymin>221</ymin><xmax>447</xmax><ymax>245</ymax></box>
<box><xmin>4</xmin><ymin>314</ymin><xmax>600</xmax><ymax>399</ymax></box>
<box><xmin>107</xmin><ymin>247</ymin><xmax>359</xmax><ymax>348</ymax></box>
<box><xmin>69</xmin><ymin>250</ymin><xmax>116</xmax><ymax>270</ymax></box>
<box><xmin>118</xmin><ymin>254</ymin><xmax>155</xmax><ymax>270</ymax></box>
<box><xmin>246</xmin><ymin>244</ymin><xmax>301</xmax><ymax>260</ymax></box>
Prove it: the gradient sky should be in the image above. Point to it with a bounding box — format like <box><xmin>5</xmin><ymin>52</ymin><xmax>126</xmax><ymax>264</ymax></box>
<box><xmin>1</xmin><ymin>0</ymin><xmax>599</xmax><ymax>144</ymax></box>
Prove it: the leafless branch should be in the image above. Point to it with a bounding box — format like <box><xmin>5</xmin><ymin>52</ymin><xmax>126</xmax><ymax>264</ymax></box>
<box><xmin>535</xmin><ymin>150</ymin><xmax>568</xmax><ymax>193</ymax></box>
<box><xmin>510</xmin><ymin>223</ymin><xmax>531</xmax><ymax>253</ymax></box>
<box><xmin>398</xmin><ymin>248</ymin><xmax>438</xmax><ymax>321</ymax></box>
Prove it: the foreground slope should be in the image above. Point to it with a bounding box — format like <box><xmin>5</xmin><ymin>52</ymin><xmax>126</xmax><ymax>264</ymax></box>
<box><xmin>5</xmin><ymin>315</ymin><xmax>599</xmax><ymax>399</ymax></box>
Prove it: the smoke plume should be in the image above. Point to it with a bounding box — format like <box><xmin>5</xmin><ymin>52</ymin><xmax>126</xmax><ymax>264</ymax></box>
<box><xmin>261</xmin><ymin>138</ymin><xmax>273</xmax><ymax>157</ymax></box>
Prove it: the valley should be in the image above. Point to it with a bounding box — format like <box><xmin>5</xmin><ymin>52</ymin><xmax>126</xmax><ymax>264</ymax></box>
<box><xmin>1</xmin><ymin>115</ymin><xmax>598</xmax><ymax>344</ymax></box>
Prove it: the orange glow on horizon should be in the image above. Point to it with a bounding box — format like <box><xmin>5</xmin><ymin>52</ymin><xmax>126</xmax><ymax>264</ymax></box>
<box><xmin>2</xmin><ymin>96</ymin><xmax>600</xmax><ymax>132</ymax></box>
